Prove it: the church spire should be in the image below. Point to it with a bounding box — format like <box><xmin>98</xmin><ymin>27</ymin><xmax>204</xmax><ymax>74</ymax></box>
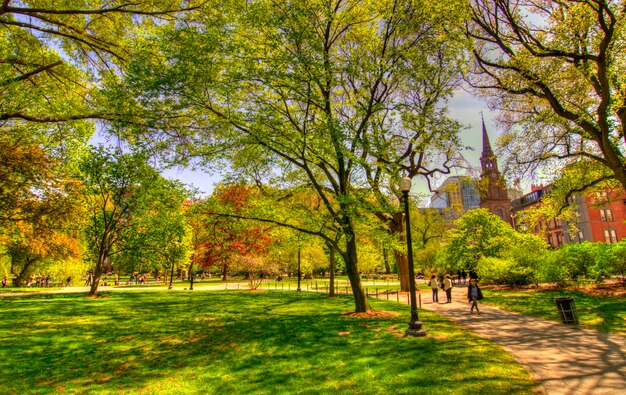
<box><xmin>478</xmin><ymin>114</ymin><xmax>512</xmax><ymax>226</ymax></box>
<box><xmin>480</xmin><ymin>112</ymin><xmax>493</xmax><ymax>160</ymax></box>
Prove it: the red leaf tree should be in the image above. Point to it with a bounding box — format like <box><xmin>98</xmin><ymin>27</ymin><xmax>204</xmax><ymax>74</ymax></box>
<box><xmin>190</xmin><ymin>184</ymin><xmax>272</xmax><ymax>281</ymax></box>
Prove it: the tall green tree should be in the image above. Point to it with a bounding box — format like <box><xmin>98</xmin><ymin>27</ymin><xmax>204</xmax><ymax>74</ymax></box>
<box><xmin>111</xmin><ymin>0</ymin><xmax>469</xmax><ymax>312</ymax></box>
<box><xmin>79</xmin><ymin>146</ymin><xmax>189</xmax><ymax>295</ymax></box>
<box><xmin>439</xmin><ymin>208</ymin><xmax>523</xmax><ymax>271</ymax></box>
<box><xmin>468</xmin><ymin>0</ymin><xmax>626</xmax><ymax>194</ymax></box>
<box><xmin>0</xmin><ymin>133</ymin><xmax>85</xmax><ymax>285</ymax></box>
<box><xmin>437</xmin><ymin>208</ymin><xmax>548</xmax><ymax>284</ymax></box>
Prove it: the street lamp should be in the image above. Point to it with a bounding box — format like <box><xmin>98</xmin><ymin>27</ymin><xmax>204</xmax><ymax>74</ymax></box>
<box><xmin>297</xmin><ymin>240</ymin><xmax>302</xmax><ymax>291</ymax></box>
<box><xmin>400</xmin><ymin>176</ymin><xmax>426</xmax><ymax>337</ymax></box>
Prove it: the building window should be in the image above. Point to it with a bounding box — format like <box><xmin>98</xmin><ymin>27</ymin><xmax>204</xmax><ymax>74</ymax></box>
<box><xmin>606</xmin><ymin>209</ymin><xmax>614</xmax><ymax>221</ymax></box>
<box><xmin>556</xmin><ymin>233</ymin><xmax>563</xmax><ymax>245</ymax></box>
<box><xmin>578</xmin><ymin>231</ymin><xmax>584</xmax><ymax>242</ymax></box>
<box><xmin>546</xmin><ymin>236</ymin><xmax>552</xmax><ymax>246</ymax></box>
<box><xmin>600</xmin><ymin>209</ymin><xmax>606</xmax><ymax>221</ymax></box>
<box><xmin>604</xmin><ymin>229</ymin><xmax>618</xmax><ymax>244</ymax></box>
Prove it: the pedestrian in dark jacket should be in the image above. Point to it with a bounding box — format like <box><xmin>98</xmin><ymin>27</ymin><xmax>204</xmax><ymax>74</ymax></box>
<box><xmin>467</xmin><ymin>279</ymin><xmax>483</xmax><ymax>314</ymax></box>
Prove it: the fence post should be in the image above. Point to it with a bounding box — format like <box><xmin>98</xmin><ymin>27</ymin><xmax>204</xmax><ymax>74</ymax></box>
<box><xmin>396</xmin><ymin>291</ymin><xmax>399</xmax><ymax>302</ymax></box>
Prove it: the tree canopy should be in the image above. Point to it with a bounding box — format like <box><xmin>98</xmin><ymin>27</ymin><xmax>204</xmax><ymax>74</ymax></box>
<box><xmin>79</xmin><ymin>146</ymin><xmax>190</xmax><ymax>295</ymax></box>
<box><xmin>468</xmin><ymin>0</ymin><xmax>626</xmax><ymax>197</ymax></box>
<box><xmin>110</xmin><ymin>0</ymin><xmax>470</xmax><ymax>312</ymax></box>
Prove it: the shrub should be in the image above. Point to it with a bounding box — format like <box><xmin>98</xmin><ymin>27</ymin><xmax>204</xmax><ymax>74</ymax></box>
<box><xmin>477</xmin><ymin>256</ymin><xmax>533</xmax><ymax>285</ymax></box>
<box><xmin>534</xmin><ymin>253</ymin><xmax>571</xmax><ymax>287</ymax></box>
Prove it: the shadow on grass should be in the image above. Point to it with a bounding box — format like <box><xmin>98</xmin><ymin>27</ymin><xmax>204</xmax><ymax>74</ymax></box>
<box><xmin>0</xmin><ymin>291</ymin><xmax>536</xmax><ymax>394</ymax></box>
<box><xmin>483</xmin><ymin>289</ymin><xmax>626</xmax><ymax>334</ymax></box>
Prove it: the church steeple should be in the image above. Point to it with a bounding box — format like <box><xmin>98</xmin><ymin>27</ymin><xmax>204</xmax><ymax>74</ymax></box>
<box><xmin>481</xmin><ymin>114</ymin><xmax>493</xmax><ymax>159</ymax></box>
<box><xmin>480</xmin><ymin>114</ymin><xmax>499</xmax><ymax>176</ymax></box>
<box><xmin>478</xmin><ymin>115</ymin><xmax>512</xmax><ymax>226</ymax></box>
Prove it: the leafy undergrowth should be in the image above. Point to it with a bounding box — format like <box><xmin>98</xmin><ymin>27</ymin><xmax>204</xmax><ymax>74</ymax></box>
<box><xmin>0</xmin><ymin>291</ymin><xmax>536</xmax><ymax>394</ymax></box>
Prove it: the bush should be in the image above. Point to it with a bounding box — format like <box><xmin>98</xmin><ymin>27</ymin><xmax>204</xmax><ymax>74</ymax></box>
<box><xmin>535</xmin><ymin>253</ymin><xmax>571</xmax><ymax>287</ymax></box>
<box><xmin>477</xmin><ymin>256</ymin><xmax>533</xmax><ymax>285</ymax></box>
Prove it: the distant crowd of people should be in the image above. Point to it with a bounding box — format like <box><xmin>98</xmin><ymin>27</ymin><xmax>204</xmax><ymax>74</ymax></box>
<box><xmin>23</xmin><ymin>274</ymin><xmax>53</xmax><ymax>287</ymax></box>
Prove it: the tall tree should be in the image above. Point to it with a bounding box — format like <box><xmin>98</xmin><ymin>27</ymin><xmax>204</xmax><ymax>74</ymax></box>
<box><xmin>0</xmin><ymin>132</ymin><xmax>85</xmax><ymax>285</ymax></box>
<box><xmin>111</xmin><ymin>0</ymin><xmax>469</xmax><ymax>312</ymax></box>
<box><xmin>193</xmin><ymin>184</ymin><xmax>273</xmax><ymax>281</ymax></box>
<box><xmin>468</xmin><ymin>0</ymin><xmax>626</xmax><ymax>195</ymax></box>
<box><xmin>79</xmin><ymin>146</ymin><xmax>189</xmax><ymax>295</ymax></box>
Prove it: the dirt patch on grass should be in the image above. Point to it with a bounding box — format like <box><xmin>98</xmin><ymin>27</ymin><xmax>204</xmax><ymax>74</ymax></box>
<box><xmin>386</xmin><ymin>324</ymin><xmax>405</xmax><ymax>338</ymax></box>
<box><xmin>83</xmin><ymin>294</ymin><xmax>112</xmax><ymax>299</ymax></box>
<box><xmin>341</xmin><ymin>310</ymin><xmax>401</xmax><ymax>318</ymax></box>
<box><xmin>577</xmin><ymin>281</ymin><xmax>626</xmax><ymax>297</ymax></box>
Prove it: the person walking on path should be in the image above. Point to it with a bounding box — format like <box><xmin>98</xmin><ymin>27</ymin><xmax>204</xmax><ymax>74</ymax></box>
<box><xmin>428</xmin><ymin>274</ymin><xmax>439</xmax><ymax>303</ymax></box>
<box><xmin>443</xmin><ymin>274</ymin><xmax>453</xmax><ymax>303</ymax></box>
<box><xmin>467</xmin><ymin>278</ymin><xmax>483</xmax><ymax>314</ymax></box>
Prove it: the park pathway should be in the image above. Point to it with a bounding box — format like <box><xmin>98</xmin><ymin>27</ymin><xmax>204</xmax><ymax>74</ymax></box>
<box><xmin>388</xmin><ymin>285</ymin><xmax>626</xmax><ymax>395</ymax></box>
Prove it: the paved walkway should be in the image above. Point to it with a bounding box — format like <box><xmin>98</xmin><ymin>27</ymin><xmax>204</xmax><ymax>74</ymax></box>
<box><xmin>399</xmin><ymin>285</ymin><xmax>626</xmax><ymax>395</ymax></box>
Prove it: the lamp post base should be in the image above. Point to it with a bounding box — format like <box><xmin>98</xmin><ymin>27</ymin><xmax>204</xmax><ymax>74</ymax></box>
<box><xmin>405</xmin><ymin>321</ymin><xmax>426</xmax><ymax>337</ymax></box>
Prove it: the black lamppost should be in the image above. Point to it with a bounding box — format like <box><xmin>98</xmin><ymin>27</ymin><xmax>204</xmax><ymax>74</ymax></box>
<box><xmin>297</xmin><ymin>247</ymin><xmax>302</xmax><ymax>292</ymax></box>
<box><xmin>169</xmin><ymin>262</ymin><xmax>175</xmax><ymax>290</ymax></box>
<box><xmin>400</xmin><ymin>176</ymin><xmax>426</xmax><ymax>337</ymax></box>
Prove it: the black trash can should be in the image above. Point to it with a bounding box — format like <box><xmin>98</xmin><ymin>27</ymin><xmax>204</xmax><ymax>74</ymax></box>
<box><xmin>555</xmin><ymin>297</ymin><xmax>579</xmax><ymax>324</ymax></box>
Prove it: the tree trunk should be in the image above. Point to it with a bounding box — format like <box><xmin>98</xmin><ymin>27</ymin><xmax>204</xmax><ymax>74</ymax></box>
<box><xmin>374</xmin><ymin>211</ymin><xmax>410</xmax><ymax>290</ymax></box>
<box><xmin>326</xmin><ymin>241</ymin><xmax>336</xmax><ymax>297</ymax></box>
<box><xmin>382</xmin><ymin>246</ymin><xmax>391</xmax><ymax>274</ymax></box>
<box><xmin>14</xmin><ymin>254</ymin><xmax>38</xmax><ymax>287</ymax></box>
<box><xmin>8</xmin><ymin>246</ymin><xmax>38</xmax><ymax>286</ymax></box>
<box><xmin>221</xmin><ymin>263</ymin><xmax>228</xmax><ymax>281</ymax></box>
<box><xmin>392</xmin><ymin>212</ymin><xmax>410</xmax><ymax>292</ymax></box>
<box><xmin>89</xmin><ymin>254</ymin><xmax>106</xmax><ymax>296</ymax></box>
<box><xmin>343</xmin><ymin>230</ymin><xmax>370</xmax><ymax>313</ymax></box>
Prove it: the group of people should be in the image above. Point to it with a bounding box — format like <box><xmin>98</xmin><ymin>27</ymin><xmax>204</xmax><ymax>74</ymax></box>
<box><xmin>427</xmin><ymin>273</ymin><xmax>483</xmax><ymax>314</ymax></box>
<box><xmin>27</xmin><ymin>274</ymin><xmax>52</xmax><ymax>287</ymax></box>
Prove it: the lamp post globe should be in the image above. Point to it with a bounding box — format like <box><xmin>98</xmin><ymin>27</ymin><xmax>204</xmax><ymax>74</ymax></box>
<box><xmin>400</xmin><ymin>176</ymin><xmax>426</xmax><ymax>337</ymax></box>
<box><xmin>399</xmin><ymin>176</ymin><xmax>412</xmax><ymax>192</ymax></box>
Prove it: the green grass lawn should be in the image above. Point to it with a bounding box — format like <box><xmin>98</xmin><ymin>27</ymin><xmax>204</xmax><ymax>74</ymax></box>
<box><xmin>0</xmin><ymin>290</ymin><xmax>536</xmax><ymax>394</ymax></box>
<box><xmin>482</xmin><ymin>288</ymin><xmax>626</xmax><ymax>335</ymax></box>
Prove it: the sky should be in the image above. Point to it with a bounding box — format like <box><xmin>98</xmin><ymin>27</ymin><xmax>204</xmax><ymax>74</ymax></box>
<box><xmin>96</xmin><ymin>87</ymin><xmax>505</xmax><ymax>199</ymax></box>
